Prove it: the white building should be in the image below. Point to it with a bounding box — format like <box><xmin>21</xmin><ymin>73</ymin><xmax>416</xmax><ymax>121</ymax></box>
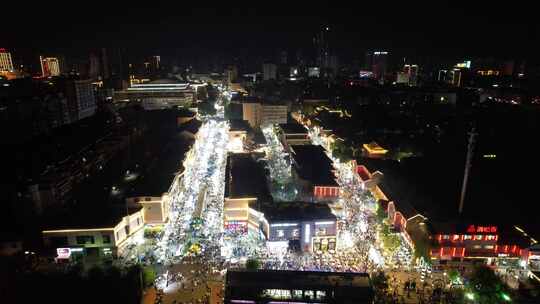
<box><xmin>0</xmin><ymin>48</ymin><xmax>14</xmax><ymax>72</ymax></box>
<box><xmin>242</xmin><ymin>102</ymin><xmax>288</xmax><ymax>128</ymax></box>
<box><xmin>42</xmin><ymin>194</ymin><xmax>170</xmax><ymax>260</ymax></box>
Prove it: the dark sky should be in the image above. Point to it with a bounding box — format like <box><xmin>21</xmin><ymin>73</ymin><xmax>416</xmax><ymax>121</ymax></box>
<box><xmin>2</xmin><ymin>2</ymin><xmax>538</xmax><ymax>63</ymax></box>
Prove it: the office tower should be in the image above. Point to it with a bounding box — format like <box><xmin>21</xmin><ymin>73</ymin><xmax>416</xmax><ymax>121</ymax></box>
<box><xmin>151</xmin><ymin>55</ymin><xmax>161</xmax><ymax>71</ymax></box>
<box><xmin>263</xmin><ymin>63</ymin><xmax>277</xmax><ymax>81</ymax></box>
<box><xmin>403</xmin><ymin>64</ymin><xmax>419</xmax><ymax>86</ymax></box>
<box><xmin>226</xmin><ymin>65</ymin><xmax>238</xmax><ymax>84</ymax></box>
<box><xmin>367</xmin><ymin>51</ymin><xmax>388</xmax><ymax>84</ymax></box>
<box><xmin>0</xmin><ymin>48</ymin><xmax>14</xmax><ymax>71</ymax></box>
<box><xmin>279</xmin><ymin>50</ymin><xmax>288</xmax><ymax>65</ymax></box>
<box><xmin>88</xmin><ymin>52</ymin><xmax>101</xmax><ymax>80</ymax></box>
<box><xmin>40</xmin><ymin>56</ymin><xmax>61</xmax><ymax>77</ymax></box>
<box><xmin>314</xmin><ymin>26</ymin><xmax>330</xmax><ymax>69</ymax></box>
<box><xmin>61</xmin><ymin>79</ymin><xmax>97</xmax><ymax>121</ymax></box>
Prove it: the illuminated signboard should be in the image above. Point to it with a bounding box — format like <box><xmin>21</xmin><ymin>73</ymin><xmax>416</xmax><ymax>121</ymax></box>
<box><xmin>455</xmin><ymin>60</ymin><xmax>471</xmax><ymax>69</ymax></box>
<box><xmin>466</xmin><ymin>225</ymin><xmax>497</xmax><ymax>234</ymax></box>
<box><xmin>57</xmin><ymin>248</ymin><xmax>71</xmax><ymax>258</ymax></box>
<box><xmin>359</xmin><ymin>70</ymin><xmax>373</xmax><ymax>78</ymax></box>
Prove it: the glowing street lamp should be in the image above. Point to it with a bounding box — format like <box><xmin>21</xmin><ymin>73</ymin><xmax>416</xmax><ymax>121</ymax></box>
<box><xmin>465</xmin><ymin>292</ymin><xmax>475</xmax><ymax>301</ymax></box>
<box><xmin>501</xmin><ymin>293</ymin><xmax>511</xmax><ymax>302</ymax></box>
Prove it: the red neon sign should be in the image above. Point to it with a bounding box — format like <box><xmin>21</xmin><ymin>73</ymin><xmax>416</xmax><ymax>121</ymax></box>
<box><xmin>466</xmin><ymin>225</ymin><xmax>497</xmax><ymax>233</ymax></box>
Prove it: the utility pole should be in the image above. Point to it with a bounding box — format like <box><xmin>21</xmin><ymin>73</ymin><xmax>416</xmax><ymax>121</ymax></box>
<box><xmin>459</xmin><ymin>128</ymin><xmax>477</xmax><ymax>215</ymax></box>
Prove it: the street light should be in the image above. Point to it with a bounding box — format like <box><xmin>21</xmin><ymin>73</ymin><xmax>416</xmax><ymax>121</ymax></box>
<box><xmin>465</xmin><ymin>292</ymin><xmax>475</xmax><ymax>301</ymax></box>
<box><xmin>501</xmin><ymin>293</ymin><xmax>511</xmax><ymax>301</ymax></box>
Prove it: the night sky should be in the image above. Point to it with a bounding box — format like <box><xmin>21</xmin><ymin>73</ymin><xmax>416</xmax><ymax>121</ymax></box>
<box><xmin>2</xmin><ymin>2</ymin><xmax>538</xmax><ymax>63</ymax></box>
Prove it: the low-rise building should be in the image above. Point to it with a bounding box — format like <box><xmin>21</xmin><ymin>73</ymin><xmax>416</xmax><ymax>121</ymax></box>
<box><xmin>263</xmin><ymin>202</ymin><xmax>337</xmax><ymax>253</ymax></box>
<box><xmin>223</xmin><ymin>153</ymin><xmax>338</xmax><ymax>252</ymax></box>
<box><xmin>278</xmin><ymin>122</ymin><xmax>310</xmax><ymax>146</ymax></box>
<box><xmin>225</xmin><ymin>269</ymin><xmax>374</xmax><ymax>304</ymax></box>
<box><xmin>113</xmin><ymin>80</ymin><xmax>196</xmax><ymax>110</ymax></box>
<box><xmin>42</xmin><ymin>206</ymin><xmax>146</xmax><ymax>261</ymax></box>
<box><xmin>290</xmin><ymin>145</ymin><xmax>339</xmax><ymax>200</ymax></box>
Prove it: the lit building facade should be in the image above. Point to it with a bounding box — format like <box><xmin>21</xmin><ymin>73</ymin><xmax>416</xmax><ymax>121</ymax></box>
<box><xmin>366</xmin><ymin>51</ymin><xmax>388</xmax><ymax>84</ymax></box>
<box><xmin>242</xmin><ymin>102</ymin><xmax>288</xmax><ymax>128</ymax></box>
<box><xmin>113</xmin><ymin>82</ymin><xmax>195</xmax><ymax>110</ymax></box>
<box><xmin>40</xmin><ymin>56</ymin><xmax>61</xmax><ymax>77</ymax></box>
<box><xmin>429</xmin><ymin>224</ymin><xmax>534</xmax><ymax>269</ymax></box>
<box><xmin>42</xmin><ymin>208</ymin><xmax>145</xmax><ymax>261</ymax></box>
<box><xmin>0</xmin><ymin>48</ymin><xmax>14</xmax><ymax>72</ymax></box>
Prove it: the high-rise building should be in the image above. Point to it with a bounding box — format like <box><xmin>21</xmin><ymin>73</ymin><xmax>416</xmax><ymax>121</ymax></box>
<box><xmin>279</xmin><ymin>50</ymin><xmax>288</xmax><ymax>65</ymax></box>
<box><xmin>61</xmin><ymin>79</ymin><xmax>97</xmax><ymax>121</ymax></box>
<box><xmin>263</xmin><ymin>63</ymin><xmax>277</xmax><ymax>81</ymax></box>
<box><xmin>367</xmin><ymin>51</ymin><xmax>389</xmax><ymax>84</ymax></box>
<box><xmin>151</xmin><ymin>55</ymin><xmax>161</xmax><ymax>71</ymax></box>
<box><xmin>314</xmin><ymin>26</ymin><xmax>330</xmax><ymax>69</ymax></box>
<box><xmin>0</xmin><ymin>48</ymin><xmax>14</xmax><ymax>72</ymax></box>
<box><xmin>225</xmin><ymin>65</ymin><xmax>238</xmax><ymax>85</ymax></box>
<box><xmin>403</xmin><ymin>64</ymin><xmax>419</xmax><ymax>86</ymax></box>
<box><xmin>40</xmin><ymin>56</ymin><xmax>61</xmax><ymax>77</ymax></box>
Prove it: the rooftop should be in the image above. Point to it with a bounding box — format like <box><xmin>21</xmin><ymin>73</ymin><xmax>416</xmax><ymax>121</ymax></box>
<box><xmin>290</xmin><ymin>145</ymin><xmax>338</xmax><ymax>187</ymax></box>
<box><xmin>259</xmin><ymin>201</ymin><xmax>336</xmax><ymax>222</ymax></box>
<box><xmin>225</xmin><ymin>153</ymin><xmax>272</xmax><ymax>202</ymax></box>
<box><xmin>229</xmin><ymin>119</ymin><xmax>251</xmax><ymax>132</ymax></box>
<box><xmin>226</xmin><ymin>269</ymin><xmax>371</xmax><ymax>289</ymax></box>
<box><xmin>42</xmin><ymin>205</ymin><xmax>142</xmax><ymax>231</ymax></box>
<box><xmin>279</xmin><ymin>122</ymin><xmax>309</xmax><ymax>135</ymax></box>
<box><xmin>225</xmin><ymin>269</ymin><xmax>373</xmax><ymax>303</ymax></box>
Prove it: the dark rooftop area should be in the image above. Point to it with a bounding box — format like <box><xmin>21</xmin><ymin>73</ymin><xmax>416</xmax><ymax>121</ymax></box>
<box><xmin>290</xmin><ymin>145</ymin><xmax>338</xmax><ymax>186</ymax></box>
<box><xmin>259</xmin><ymin>201</ymin><xmax>336</xmax><ymax>222</ymax></box>
<box><xmin>42</xmin><ymin>205</ymin><xmax>142</xmax><ymax>230</ymax></box>
<box><xmin>279</xmin><ymin>122</ymin><xmax>309</xmax><ymax>135</ymax></box>
<box><xmin>225</xmin><ymin>153</ymin><xmax>272</xmax><ymax>202</ymax></box>
<box><xmin>229</xmin><ymin>119</ymin><xmax>251</xmax><ymax>132</ymax></box>
<box><xmin>127</xmin><ymin>132</ymin><xmax>193</xmax><ymax>197</ymax></box>
<box><xmin>359</xmin><ymin>155</ymin><xmax>540</xmax><ymax>237</ymax></box>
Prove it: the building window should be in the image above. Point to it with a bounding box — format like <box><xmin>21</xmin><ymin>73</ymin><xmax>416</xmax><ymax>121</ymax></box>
<box><xmin>76</xmin><ymin>235</ymin><xmax>95</xmax><ymax>245</ymax></box>
<box><xmin>277</xmin><ymin>230</ymin><xmax>285</xmax><ymax>238</ymax></box>
<box><xmin>316</xmin><ymin>290</ymin><xmax>326</xmax><ymax>300</ymax></box>
<box><xmin>116</xmin><ymin>232</ymin><xmax>119</xmax><ymax>240</ymax></box>
<box><xmin>102</xmin><ymin>234</ymin><xmax>111</xmax><ymax>244</ymax></box>
<box><xmin>316</xmin><ymin>227</ymin><xmax>327</xmax><ymax>236</ymax></box>
<box><xmin>137</xmin><ymin>217</ymin><xmax>141</xmax><ymax>226</ymax></box>
<box><xmin>50</xmin><ymin>236</ymin><xmax>68</xmax><ymax>247</ymax></box>
<box><xmin>291</xmin><ymin>229</ymin><xmax>300</xmax><ymax>238</ymax></box>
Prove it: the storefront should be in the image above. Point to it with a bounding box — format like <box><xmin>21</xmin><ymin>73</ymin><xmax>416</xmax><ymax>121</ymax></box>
<box><xmin>312</xmin><ymin>236</ymin><xmax>337</xmax><ymax>253</ymax></box>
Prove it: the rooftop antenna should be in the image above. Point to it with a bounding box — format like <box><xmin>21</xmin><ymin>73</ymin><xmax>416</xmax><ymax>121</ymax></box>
<box><xmin>459</xmin><ymin>128</ymin><xmax>477</xmax><ymax>215</ymax></box>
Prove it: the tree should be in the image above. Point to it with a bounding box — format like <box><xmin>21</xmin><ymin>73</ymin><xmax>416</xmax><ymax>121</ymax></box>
<box><xmin>245</xmin><ymin>258</ymin><xmax>261</xmax><ymax>270</ymax></box>
<box><xmin>376</xmin><ymin>204</ymin><xmax>387</xmax><ymax>222</ymax></box>
<box><xmin>197</xmin><ymin>101</ymin><xmax>216</xmax><ymax>116</ymax></box>
<box><xmin>448</xmin><ymin>269</ymin><xmax>460</xmax><ymax>284</ymax></box>
<box><xmin>142</xmin><ymin>266</ymin><xmax>156</xmax><ymax>287</ymax></box>
<box><xmin>383</xmin><ymin>234</ymin><xmax>401</xmax><ymax>254</ymax></box>
<box><xmin>371</xmin><ymin>271</ymin><xmax>389</xmax><ymax>292</ymax></box>
<box><xmin>467</xmin><ymin>265</ymin><xmax>511</xmax><ymax>304</ymax></box>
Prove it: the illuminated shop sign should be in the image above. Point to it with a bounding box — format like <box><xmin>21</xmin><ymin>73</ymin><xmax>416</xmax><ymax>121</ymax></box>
<box><xmin>466</xmin><ymin>225</ymin><xmax>497</xmax><ymax>233</ymax></box>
